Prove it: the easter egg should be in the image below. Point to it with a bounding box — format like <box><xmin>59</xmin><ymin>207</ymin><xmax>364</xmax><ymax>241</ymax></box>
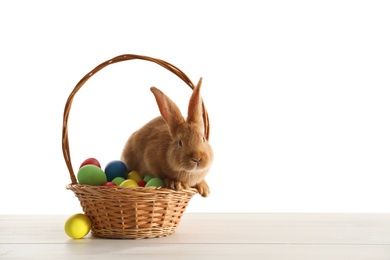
<box><xmin>127</xmin><ymin>170</ymin><xmax>142</xmax><ymax>182</ymax></box>
<box><xmin>104</xmin><ymin>160</ymin><xmax>128</xmax><ymax>181</ymax></box>
<box><xmin>143</xmin><ymin>175</ymin><xmax>153</xmax><ymax>182</ymax></box>
<box><xmin>77</xmin><ymin>165</ymin><xmax>107</xmax><ymax>186</ymax></box>
<box><xmin>79</xmin><ymin>158</ymin><xmax>101</xmax><ymax>168</ymax></box>
<box><xmin>64</xmin><ymin>213</ymin><xmax>91</xmax><ymax>239</ymax></box>
<box><xmin>145</xmin><ymin>178</ymin><xmax>165</xmax><ymax>187</ymax></box>
<box><xmin>119</xmin><ymin>179</ymin><xmax>139</xmax><ymax>188</ymax></box>
<box><xmin>112</xmin><ymin>177</ymin><xmax>126</xmax><ymax>186</ymax></box>
<box><xmin>137</xmin><ymin>180</ymin><xmax>147</xmax><ymax>187</ymax></box>
<box><xmin>102</xmin><ymin>182</ymin><xmax>117</xmax><ymax>187</ymax></box>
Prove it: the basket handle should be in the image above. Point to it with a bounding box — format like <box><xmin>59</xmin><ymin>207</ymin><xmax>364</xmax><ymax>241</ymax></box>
<box><xmin>62</xmin><ymin>54</ymin><xmax>210</xmax><ymax>184</ymax></box>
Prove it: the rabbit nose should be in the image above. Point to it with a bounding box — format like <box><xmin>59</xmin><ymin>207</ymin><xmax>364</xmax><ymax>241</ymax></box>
<box><xmin>192</xmin><ymin>157</ymin><xmax>202</xmax><ymax>163</ymax></box>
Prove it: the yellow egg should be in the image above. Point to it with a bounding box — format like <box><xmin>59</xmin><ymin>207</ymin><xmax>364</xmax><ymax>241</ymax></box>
<box><xmin>119</xmin><ymin>179</ymin><xmax>139</xmax><ymax>187</ymax></box>
<box><xmin>64</xmin><ymin>213</ymin><xmax>91</xmax><ymax>239</ymax></box>
<box><xmin>127</xmin><ymin>170</ymin><xmax>142</xmax><ymax>182</ymax></box>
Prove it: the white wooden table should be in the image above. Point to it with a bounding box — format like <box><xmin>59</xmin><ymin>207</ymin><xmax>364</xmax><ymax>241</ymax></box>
<box><xmin>1</xmin><ymin>213</ymin><xmax>390</xmax><ymax>259</ymax></box>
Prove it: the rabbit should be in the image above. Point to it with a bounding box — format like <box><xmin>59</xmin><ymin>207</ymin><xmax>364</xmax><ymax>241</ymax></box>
<box><xmin>120</xmin><ymin>78</ymin><xmax>213</xmax><ymax>197</ymax></box>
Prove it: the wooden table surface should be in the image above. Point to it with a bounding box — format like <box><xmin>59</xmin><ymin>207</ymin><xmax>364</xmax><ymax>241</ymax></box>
<box><xmin>1</xmin><ymin>213</ymin><xmax>390</xmax><ymax>259</ymax></box>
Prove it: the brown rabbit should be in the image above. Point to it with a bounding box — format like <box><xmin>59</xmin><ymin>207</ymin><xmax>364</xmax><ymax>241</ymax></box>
<box><xmin>120</xmin><ymin>79</ymin><xmax>213</xmax><ymax>197</ymax></box>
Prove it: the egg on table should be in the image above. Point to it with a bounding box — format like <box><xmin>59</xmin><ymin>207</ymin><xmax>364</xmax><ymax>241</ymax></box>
<box><xmin>64</xmin><ymin>213</ymin><xmax>91</xmax><ymax>239</ymax></box>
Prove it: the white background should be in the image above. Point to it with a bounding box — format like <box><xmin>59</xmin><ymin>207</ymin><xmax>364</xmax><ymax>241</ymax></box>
<box><xmin>0</xmin><ymin>0</ymin><xmax>389</xmax><ymax>214</ymax></box>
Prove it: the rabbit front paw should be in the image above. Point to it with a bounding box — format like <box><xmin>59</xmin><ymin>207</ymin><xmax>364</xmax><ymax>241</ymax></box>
<box><xmin>164</xmin><ymin>178</ymin><xmax>190</xmax><ymax>191</ymax></box>
<box><xmin>196</xmin><ymin>180</ymin><xmax>210</xmax><ymax>197</ymax></box>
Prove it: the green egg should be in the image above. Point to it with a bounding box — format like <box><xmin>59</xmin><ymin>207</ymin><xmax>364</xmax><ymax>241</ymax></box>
<box><xmin>145</xmin><ymin>177</ymin><xmax>165</xmax><ymax>188</ymax></box>
<box><xmin>112</xmin><ymin>177</ymin><xmax>126</xmax><ymax>186</ymax></box>
<box><xmin>143</xmin><ymin>175</ymin><xmax>154</xmax><ymax>182</ymax></box>
<box><xmin>77</xmin><ymin>165</ymin><xmax>107</xmax><ymax>186</ymax></box>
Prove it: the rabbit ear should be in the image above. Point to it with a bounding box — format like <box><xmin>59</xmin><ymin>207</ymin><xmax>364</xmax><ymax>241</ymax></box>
<box><xmin>187</xmin><ymin>77</ymin><xmax>203</xmax><ymax>125</ymax></box>
<box><xmin>150</xmin><ymin>87</ymin><xmax>184</xmax><ymax>129</ymax></box>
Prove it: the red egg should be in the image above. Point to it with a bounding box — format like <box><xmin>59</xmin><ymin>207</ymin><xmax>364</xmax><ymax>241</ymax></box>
<box><xmin>102</xmin><ymin>182</ymin><xmax>117</xmax><ymax>187</ymax></box>
<box><xmin>137</xmin><ymin>180</ymin><xmax>147</xmax><ymax>187</ymax></box>
<box><xmin>80</xmin><ymin>158</ymin><xmax>101</xmax><ymax>168</ymax></box>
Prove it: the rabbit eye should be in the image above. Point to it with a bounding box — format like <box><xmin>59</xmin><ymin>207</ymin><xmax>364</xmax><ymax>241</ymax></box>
<box><xmin>202</xmin><ymin>137</ymin><xmax>206</xmax><ymax>143</ymax></box>
<box><xmin>178</xmin><ymin>140</ymin><xmax>183</xmax><ymax>147</ymax></box>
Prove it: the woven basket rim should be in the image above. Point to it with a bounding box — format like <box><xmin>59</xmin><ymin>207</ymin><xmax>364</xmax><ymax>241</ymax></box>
<box><xmin>66</xmin><ymin>183</ymin><xmax>198</xmax><ymax>195</ymax></box>
<box><xmin>62</xmin><ymin>54</ymin><xmax>210</xmax><ymax>185</ymax></box>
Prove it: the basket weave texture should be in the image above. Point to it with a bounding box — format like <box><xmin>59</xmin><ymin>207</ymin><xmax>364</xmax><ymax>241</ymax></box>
<box><xmin>62</xmin><ymin>54</ymin><xmax>210</xmax><ymax>239</ymax></box>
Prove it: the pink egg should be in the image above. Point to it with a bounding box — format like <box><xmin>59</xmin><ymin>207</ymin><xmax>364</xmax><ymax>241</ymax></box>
<box><xmin>80</xmin><ymin>158</ymin><xmax>101</xmax><ymax>168</ymax></box>
<box><xmin>102</xmin><ymin>182</ymin><xmax>117</xmax><ymax>187</ymax></box>
<box><xmin>137</xmin><ymin>180</ymin><xmax>147</xmax><ymax>187</ymax></box>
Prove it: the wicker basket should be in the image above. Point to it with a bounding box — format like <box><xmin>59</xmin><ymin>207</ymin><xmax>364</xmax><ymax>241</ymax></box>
<box><xmin>62</xmin><ymin>54</ymin><xmax>210</xmax><ymax>239</ymax></box>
